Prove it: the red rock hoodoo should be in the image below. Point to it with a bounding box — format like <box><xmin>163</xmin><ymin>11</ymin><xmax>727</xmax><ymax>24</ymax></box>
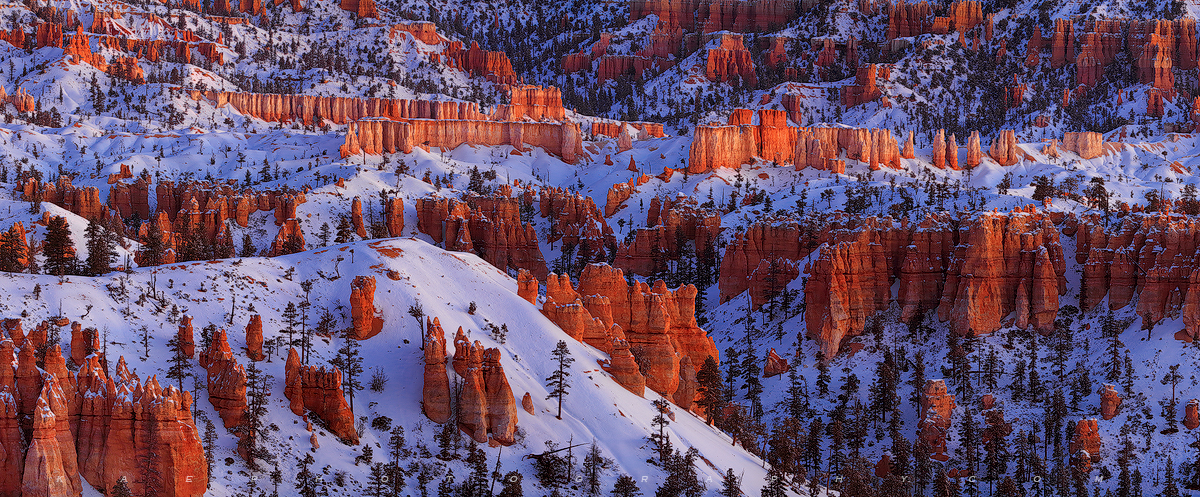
<box><xmin>422</xmin><ymin>318</ymin><xmax>452</xmax><ymax>424</ymax></box>
<box><xmin>245</xmin><ymin>315</ymin><xmax>264</xmax><ymax>362</ymax></box>
<box><xmin>1100</xmin><ymin>384</ymin><xmax>1121</xmax><ymax>420</ymax></box>
<box><xmin>283</xmin><ymin>348</ymin><xmax>359</xmax><ymax>444</ymax></box>
<box><xmin>198</xmin><ymin>330</ymin><xmax>248</xmax><ymax>434</ymax></box>
<box><xmin>349</xmin><ymin>276</ymin><xmax>384</xmax><ymax>340</ymax></box>
<box><xmin>919</xmin><ymin>380</ymin><xmax>956</xmax><ymax>460</ymax></box>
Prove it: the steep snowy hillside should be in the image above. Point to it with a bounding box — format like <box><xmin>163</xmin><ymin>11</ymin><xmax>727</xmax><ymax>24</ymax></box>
<box><xmin>0</xmin><ymin>236</ymin><xmax>780</xmax><ymax>496</ymax></box>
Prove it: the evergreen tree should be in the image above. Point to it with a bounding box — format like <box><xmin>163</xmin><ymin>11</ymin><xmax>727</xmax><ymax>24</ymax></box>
<box><xmin>611</xmin><ymin>475</ymin><xmax>642</xmax><ymax>497</ymax></box>
<box><xmin>695</xmin><ymin>356</ymin><xmax>725</xmax><ymax>425</ymax></box>
<box><xmin>1164</xmin><ymin>456</ymin><xmax>1181</xmax><ymax>497</ymax></box>
<box><xmin>437</xmin><ymin>470</ymin><xmax>457</xmax><ymax>497</ymax></box>
<box><xmin>282</xmin><ymin>301</ymin><xmax>299</xmax><ymax>349</ymax></box>
<box><xmin>238</xmin><ymin>361</ymin><xmax>273</xmax><ymax>469</ymax></box>
<box><xmin>110</xmin><ymin>478</ymin><xmax>134</xmax><ymax>497</ymax></box>
<box><xmin>84</xmin><ymin>219</ymin><xmax>115</xmax><ymax>275</ymax></box>
<box><xmin>140</xmin><ymin>215</ymin><xmax>166</xmax><ymax>267</ymax></box>
<box><xmin>741</xmin><ymin>346</ymin><xmax>764</xmax><ymax>422</ymax></box>
<box><xmin>294</xmin><ymin>453</ymin><xmax>321</xmax><ymax>497</ymax></box>
<box><xmin>545</xmin><ymin>340</ymin><xmax>573</xmax><ymax>419</ymax></box>
<box><xmin>463</xmin><ymin>444</ymin><xmax>490</xmax><ymax>497</ymax></box>
<box><xmin>816</xmin><ymin>354</ymin><xmax>831</xmax><ymax>396</ymax></box>
<box><xmin>719</xmin><ymin>469</ymin><xmax>739</xmax><ymax>497</ymax></box>
<box><xmin>783</xmin><ymin>359</ymin><xmax>806</xmax><ymax>419</ymax></box>
<box><xmin>498</xmin><ymin>471</ymin><xmax>524</xmax><ymax>497</ymax></box>
<box><xmin>43</xmin><ymin>215</ymin><xmax>75</xmax><ymax>276</ymax></box>
<box><xmin>582</xmin><ymin>441</ymin><xmax>609</xmax><ymax>497</ymax></box>
<box><xmin>805</xmin><ymin>418</ymin><xmax>823</xmax><ymax>478</ymax></box>
<box><xmin>0</xmin><ymin>225</ymin><xmax>26</xmax><ymax>272</ymax></box>
<box><xmin>335</xmin><ymin>215</ymin><xmax>355</xmax><ymax>244</ymax></box>
<box><xmin>1103</xmin><ymin>310</ymin><xmax>1123</xmax><ymax>382</ymax></box>
<box><xmin>331</xmin><ymin>326</ymin><xmax>364</xmax><ymax>412</ymax></box>
<box><xmin>650</xmin><ymin>399</ymin><xmax>674</xmax><ymax>464</ymax></box>
<box><xmin>1163</xmin><ymin>364</ymin><xmax>1184</xmax><ymax>433</ymax></box>
<box><xmin>239</xmin><ymin>233</ymin><xmax>256</xmax><ymax>257</ymax></box>
<box><xmin>165</xmin><ymin>333</ymin><xmax>191</xmax><ymax>391</ymax></box>
<box><xmin>723</xmin><ymin>347</ymin><xmax>742</xmax><ymax>403</ymax></box>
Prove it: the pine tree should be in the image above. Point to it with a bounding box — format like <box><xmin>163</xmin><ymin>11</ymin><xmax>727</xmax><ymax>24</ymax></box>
<box><xmin>695</xmin><ymin>356</ymin><xmax>724</xmax><ymax>425</ymax></box>
<box><xmin>719</xmin><ymin>469</ymin><xmax>739</xmax><ymax>497</ymax></box>
<box><xmin>741</xmin><ymin>346</ymin><xmax>764</xmax><ymax>422</ymax></box>
<box><xmin>295</xmin><ymin>453</ymin><xmax>320</xmax><ymax>497</ymax></box>
<box><xmin>203</xmin><ymin>418</ymin><xmax>216</xmax><ymax>485</ymax></box>
<box><xmin>239</xmin><ymin>233</ymin><xmax>256</xmax><ymax>257</ymax></box>
<box><xmin>611</xmin><ymin>475</ymin><xmax>642</xmax><ymax>497</ymax></box>
<box><xmin>0</xmin><ymin>225</ymin><xmax>26</xmax><ymax>273</ymax></box>
<box><xmin>1163</xmin><ymin>364</ymin><xmax>1183</xmax><ymax>433</ymax></box>
<box><xmin>805</xmin><ymin>418</ymin><xmax>823</xmax><ymax>478</ymax></box>
<box><xmin>498</xmin><ymin>471</ymin><xmax>524</xmax><ymax>497</ymax></box>
<box><xmin>783</xmin><ymin>359</ymin><xmax>806</xmax><ymax>419</ymax></box>
<box><xmin>140</xmin><ymin>215</ymin><xmax>166</xmax><ymax>267</ymax></box>
<box><xmin>335</xmin><ymin>215</ymin><xmax>355</xmax><ymax>244</ymax></box>
<box><xmin>582</xmin><ymin>441</ymin><xmax>609</xmax><ymax>497</ymax></box>
<box><xmin>239</xmin><ymin>360</ymin><xmax>273</xmax><ymax>469</ymax></box>
<box><xmin>43</xmin><ymin>215</ymin><xmax>75</xmax><ymax>276</ymax></box>
<box><xmin>165</xmin><ymin>333</ymin><xmax>191</xmax><ymax>391</ymax></box>
<box><xmin>545</xmin><ymin>340</ymin><xmax>573</xmax><ymax>419</ymax></box>
<box><xmin>83</xmin><ymin>219</ymin><xmax>115</xmax><ymax>275</ymax></box>
<box><xmin>110</xmin><ymin>478</ymin><xmax>134</xmax><ymax>497</ymax></box>
<box><xmin>1164</xmin><ymin>456</ymin><xmax>1181</xmax><ymax>497</ymax></box>
<box><xmin>723</xmin><ymin>347</ymin><xmax>742</xmax><ymax>403</ymax></box>
<box><xmin>331</xmin><ymin>326</ymin><xmax>364</xmax><ymax>412</ymax></box>
<box><xmin>816</xmin><ymin>353</ymin><xmax>831</xmax><ymax>396</ymax></box>
<box><xmin>282</xmin><ymin>301</ymin><xmax>299</xmax><ymax>349</ymax></box>
<box><xmin>650</xmin><ymin>399</ymin><xmax>674</xmax><ymax>464</ymax></box>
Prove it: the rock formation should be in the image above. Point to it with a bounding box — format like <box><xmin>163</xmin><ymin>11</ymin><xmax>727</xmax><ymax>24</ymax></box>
<box><xmin>841</xmin><ymin>64</ymin><xmax>882</xmax><ymax>107</ymax></box>
<box><xmin>0</xmin><ymin>340</ymin><xmax>23</xmax><ymax>497</ymax></box>
<box><xmin>385</xmin><ymin>197</ymin><xmax>404</xmax><ymax>237</ymax></box>
<box><xmin>351</xmin><ymin>197</ymin><xmax>367</xmax><ymax>238</ymax></box>
<box><xmin>198</xmin><ymin>330</ymin><xmax>248</xmax><ymax>434</ymax></box>
<box><xmin>1186</xmin><ymin>399</ymin><xmax>1199</xmax><ymax>430</ymax></box>
<box><xmin>603</xmin><ymin>325</ymin><xmax>646</xmax><ymax>396</ymax></box>
<box><xmin>789</xmin><ymin>211</ymin><xmax>1065</xmax><ymax>356</ymax></box>
<box><xmin>522</xmin><ymin>392</ymin><xmax>534</xmax><ymax>415</ymax></box>
<box><xmin>22</xmin><ymin>383</ymin><xmax>77</xmax><ymax>497</ymax></box>
<box><xmin>763</xmin><ymin>348</ymin><xmax>789</xmax><ymax>378</ymax></box>
<box><xmin>414</xmin><ymin>193</ymin><xmax>549</xmax><ymax>278</ymax></box>
<box><xmin>1069</xmin><ymin>419</ymin><xmax>1101</xmax><ymax>472</ymax></box>
<box><xmin>705</xmin><ymin>34</ymin><xmax>757</xmax><ymax>87</ymax></box>
<box><xmin>1062</xmin><ymin>132</ymin><xmax>1103</xmax><ymax>159</ymax></box>
<box><xmin>517</xmin><ymin>269</ymin><xmax>538</xmax><ymax>304</ymax></box>
<box><xmin>452</xmin><ymin>341</ymin><xmax>483</xmax><ymax>439</ymax></box>
<box><xmin>340</xmin><ymin>0</ymin><xmax>376</xmax><ymax>18</ymax></box>
<box><xmin>673</xmin><ymin>356</ymin><xmax>697</xmax><ymax>411</ymax></box>
<box><xmin>349</xmin><ymin>276</ymin><xmax>384</xmax><ymax>340</ymax></box>
<box><xmin>203</xmin><ymin>90</ymin><xmax>487</xmax><ymax>125</ymax></box>
<box><xmin>615</xmin><ymin>196</ymin><xmax>720</xmax><ymax>277</ymax></box>
<box><xmin>687</xmin><ymin>109</ymin><xmax>903</xmax><ymax>173</ymax></box>
<box><xmin>988</xmin><ymin>130</ymin><xmax>1018</xmax><ymax>166</ymax></box>
<box><xmin>1077</xmin><ymin>213</ymin><xmax>1200</xmax><ymax>323</ymax></box>
<box><xmin>1100</xmin><ymin>384</ymin><xmax>1121</xmax><ymax>420</ymax></box>
<box><xmin>919</xmin><ymin>380</ymin><xmax>956</xmax><ymax>461</ymax></box>
<box><xmin>342</xmin><ymin>118</ymin><xmax>583</xmax><ymax>165</ymax></box>
<box><xmin>245</xmin><ymin>315</ymin><xmax>264</xmax><ymax>361</ymax></box>
<box><xmin>283</xmin><ymin>348</ymin><xmax>358</xmax><ymax>444</ymax></box>
<box><xmin>422</xmin><ymin>319</ymin><xmax>452</xmax><ymax>424</ymax></box>
<box><xmin>481</xmin><ymin>348</ymin><xmax>518</xmax><ymax>445</ymax></box>
<box><xmin>965</xmin><ymin>131</ymin><xmax>982</xmax><ymax>168</ymax></box>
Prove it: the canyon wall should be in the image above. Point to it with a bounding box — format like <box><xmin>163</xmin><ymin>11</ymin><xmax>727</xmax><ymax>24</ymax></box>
<box><xmin>340</xmin><ymin>118</ymin><xmax>583</xmax><ymax>164</ymax></box>
<box><xmin>414</xmin><ymin>192</ymin><xmax>550</xmax><ymax>278</ymax></box>
<box><xmin>0</xmin><ymin>327</ymin><xmax>206</xmax><ymax>497</ymax></box>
